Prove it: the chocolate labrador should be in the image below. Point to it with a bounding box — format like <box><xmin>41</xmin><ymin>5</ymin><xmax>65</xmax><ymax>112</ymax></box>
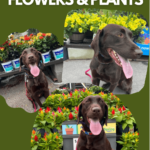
<box><xmin>90</xmin><ymin>24</ymin><xmax>143</xmax><ymax>94</ymax></box>
<box><xmin>77</xmin><ymin>95</ymin><xmax>112</xmax><ymax>150</ymax></box>
<box><xmin>19</xmin><ymin>47</ymin><xmax>49</xmax><ymax>108</ymax></box>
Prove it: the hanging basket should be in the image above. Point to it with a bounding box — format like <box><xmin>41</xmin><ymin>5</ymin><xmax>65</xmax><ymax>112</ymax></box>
<box><xmin>69</xmin><ymin>32</ymin><xmax>85</xmax><ymax>43</ymax></box>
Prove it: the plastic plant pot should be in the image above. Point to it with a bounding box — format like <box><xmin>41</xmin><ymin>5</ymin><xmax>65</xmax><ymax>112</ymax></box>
<box><xmin>1</xmin><ymin>61</ymin><xmax>13</xmax><ymax>72</ymax></box>
<box><xmin>12</xmin><ymin>58</ymin><xmax>20</xmax><ymax>69</ymax></box>
<box><xmin>52</xmin><ymin>47</ymin><xmax>64</xmax><ymax>60</ymax></box>
<box><xmin>41</xmin><ymin>51</ymin><xmax>51</xmax><ymax>64</ymax></box>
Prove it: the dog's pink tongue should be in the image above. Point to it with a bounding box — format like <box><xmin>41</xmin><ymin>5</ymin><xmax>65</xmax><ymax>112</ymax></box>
<box><xmin>89</xmin><ymin>119</ymin><xmax>102</xmax><ymax>135</ymax></box>
<box><xmin>118</xmin><ymin>55</ymin><xmax>133</xmax><ymax>79</ymax></box>
<box><xmin>29</xmin><ymin>64</ymin><xmax>40</xmax><ymax>77</ymax></box>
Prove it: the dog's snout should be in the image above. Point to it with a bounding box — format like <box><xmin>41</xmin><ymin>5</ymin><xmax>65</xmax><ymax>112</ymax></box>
<box><xmin>28</xmin><ymin>55</ymin><xmax>34</xmax><ymax>60</ymax></box>
<box><xmin>92</xmin><ymin>107</ymin><xmax>100</xmax><ymax>113</ymax></box>
<box><xmin>135</xmin><ymin>49</ymin><xmax>143</xmax><ymax>58</ymax></box>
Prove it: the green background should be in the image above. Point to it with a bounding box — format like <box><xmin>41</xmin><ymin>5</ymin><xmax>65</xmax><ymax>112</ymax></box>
<box><xmin>0</xmin><ymin>0</ymin><xmax>149</xmax><ymax>150</ymax></box>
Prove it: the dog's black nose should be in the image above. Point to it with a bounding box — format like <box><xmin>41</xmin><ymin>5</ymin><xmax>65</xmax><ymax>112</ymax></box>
<box><xmin>28</xmin><ymin>56</ymin><xmax>34</xmax><ymax>60</ymax></box>
<box><xmin>135</xmin><ymin>49</ymin><xmax>143</xmax><ymax>58</ymax></box>
<box><xmin>92</xmin><ymin>107</ymin><xmax>100</xmax><ymax>113</ymax></box>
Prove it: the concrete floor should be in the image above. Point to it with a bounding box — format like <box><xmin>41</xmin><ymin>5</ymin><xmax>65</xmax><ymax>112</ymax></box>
<box><xmin>62</xmin><ymin>59</ymin><xmax>148</xmax><ymax>94</ymax></box>
<box><xmin>0</xmin><ymin>75</ymin><xmax>62</xmax><ymax>113</ymax></box>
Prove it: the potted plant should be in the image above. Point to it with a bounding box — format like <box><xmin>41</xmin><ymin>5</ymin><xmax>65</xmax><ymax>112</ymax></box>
<box><xmin>64</xmin><ymin>12</ymin><xmax>88</xmax><ymax>43</ymax></box>
<box><xmin>109</xmin><ymin>106</ymin><xmax>136</xmax><ymax>135</ymax></box>
<box><xmin>0</xmin><ymin>46</ymin><xmax>14</xmax><ymax>72</ymax></box>
<box><xmin>117</xmin><ymin>132</ymin><xmax>139</xmax><ymax>150</ymax></box>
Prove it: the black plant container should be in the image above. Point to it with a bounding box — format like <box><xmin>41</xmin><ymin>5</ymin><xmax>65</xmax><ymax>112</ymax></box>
<box><xmin>117</xmin><ymin>124</ymin><xmax>129</xmax><ymax>135</ymax></box>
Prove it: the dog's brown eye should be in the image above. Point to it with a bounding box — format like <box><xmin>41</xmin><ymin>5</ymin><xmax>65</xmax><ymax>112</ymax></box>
<box><xmin>117</xmin><ymin>33</ymin><xmax>123</xmax><ymax>37</ymax></box>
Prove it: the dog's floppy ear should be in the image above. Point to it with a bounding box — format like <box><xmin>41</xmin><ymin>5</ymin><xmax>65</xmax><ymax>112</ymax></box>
<box><xmin>19</xmin><ymin>54</ymin><xmax>23</xmax><ymax>72</ymax></box>
<box><xmin>91</xmin><ymin>29</ymin><xmax>104</xmax><ymax>57</ymax></box>
<box><xmin>77</xmin><ymin>103</ymin><xmax>82</xmax><ymax>124</ymax></box>
<box><xmin>101</xmin><ymin>101</ymin><xmax>108</xmax><ymax>126</ymax></box>
<box><xmin>32</xmin><ymin>47</ymin><xmax>44</xmax><ymax>67</ymax></box>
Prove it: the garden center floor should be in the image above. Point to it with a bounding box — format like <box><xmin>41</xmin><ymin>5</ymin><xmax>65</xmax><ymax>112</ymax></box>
<box><xmin>62</xmin><ymin>59</ymin><xmax>148</xmax><ymax>94</ymax></box>
<box><xmin>0</xmin><ymin>76</ymin><xmax>61</xmax><ymax>113</ymax></box>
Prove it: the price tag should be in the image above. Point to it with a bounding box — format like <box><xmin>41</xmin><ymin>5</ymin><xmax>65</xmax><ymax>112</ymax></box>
<box><xmin>73</xmin><ymin>138</ymin><xmax>78</xmax><ymax>150</ymax></box>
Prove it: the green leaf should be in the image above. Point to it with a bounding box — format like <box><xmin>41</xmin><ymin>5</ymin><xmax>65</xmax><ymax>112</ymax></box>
<box><xmin>116</xmin><ymin>115</ymin><xmax>123</xmax><ymax>122</ymax></box>
<box><xmin>32</xmin><ymin>145</ymin><xmax>38</xmax><ymax>150</ymax></box>
<box><xmin>126</xmin><ymin>119</ymin><xmax>133</xmax><ymax>125</ymax></box>
<box><xmin>117</xmin><ymin>141</ymin><xmax>124</xmax><ymax>145</ymax></box>
<box><xmin>40</xmin><ymin>120</ymin><xmax>46</xmax><ymax>125</ymax></box>
<box><xmin>122</xmin><ymin>123</ymin><xmax>127</xmax><ymax>130</ymax></box>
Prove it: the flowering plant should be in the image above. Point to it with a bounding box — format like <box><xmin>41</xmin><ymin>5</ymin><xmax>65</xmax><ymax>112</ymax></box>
<box><xmin>109</xmin><ymin>106</ymin><xmax>136</xmax><ymax>130</ymax></box>
<box><xmin>117</xmin><ymin>132</ymin><xmax>139</xmax><ymax>150</ymax></box>
<box><xmin>0</xmin><ymin>46</ymin><xmax>8</xmax><ymax>62</ymax></box>
<box><xmin>31</xmin><ymin>129</ymin><xmax>41</xmax><ymax>150</ymax></box>
<box><xmin>31</xmin><ymin>130</ymin><xmax>63</xmax><ymax>150</ymax></box>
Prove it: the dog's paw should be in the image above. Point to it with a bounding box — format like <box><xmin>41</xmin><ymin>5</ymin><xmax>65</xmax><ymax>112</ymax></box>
<box><xmin>102</xmin><ymin>83</ymin><xmax>110</xmax><ymax>89</ymax></box>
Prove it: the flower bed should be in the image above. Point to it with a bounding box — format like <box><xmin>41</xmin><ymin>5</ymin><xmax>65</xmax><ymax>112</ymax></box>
<box><xmin>0</xmin><ymin>32</ymin><xmax>63</xmax><ymax>72</ymax></box>
<box><xmin>31</xmin><ymin>86</ymin><xmax>139</xmax><ymax>150</ymax></box>
<box><xmin>64</xmin><ymin>10</ymin><xmax>147</xmax><ymax>42</ymax></box>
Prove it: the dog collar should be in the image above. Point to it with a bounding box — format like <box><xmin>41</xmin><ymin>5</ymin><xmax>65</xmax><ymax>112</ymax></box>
<box><xmin>98</xmin><ymin>51</ymin><xmax>111</xmax><ymax>65</ymax></box>
<box><xmin>82</xmin><ymin>129</ymin><xmax>93</xmax><ymax>136</ymax></box>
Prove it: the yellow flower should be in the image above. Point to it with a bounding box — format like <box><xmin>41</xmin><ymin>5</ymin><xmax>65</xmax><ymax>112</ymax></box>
<box><xmin>71</xmin><ymin>24</ymin><xmax>74</xmax><ymax>28</ymax></box>
<box><xmin>99</xmin><ymin>23</ymin><xmax>107</xmax><ymax>30</ymax></box>
<box><xmin>10</xmin><ymin>40</ymin><xmax>14</xmax><ymax>43</ymax></box>
<box><xmin>64</xmin><ymin>22</ymin><xmax>68</xmax><ymax>27</ymax></box>
<box><xmin>117</xmin><ymin>98</ymin><xmax>120</xmax><ymax>101</ymax></box>
<box><xmin>37</xmin><ymin>32</ymin><xmax>42</xmax><ymax>37</ymax></box>
<box><xmin>52</xmin><ymin>95</ymin><xmax>54</xmax><ymax>99</ymax></box>
<box><xmin>28</xmin><ymin>41</ymin><xmax>32</xmax><ymax>45</ymax></box>
<box><xmin>64</xmin><ymin>95</ymin><xmax>67</xmax><ymax>100</ymax></box>
<box><xmin>78</xmin><ymin>28</ymin><xmax>83</xmax><ymax>33</ymax></box>
<box><xmin>46</xmin><ymin>33</ymin><xmax>51</xmax><ymax>36</ymax></box>
<box><xmin>135</xmin><ymin>139</ymin><xmax>138</xmax><ymax>142</ymax></box>
<box><xmin>146</xmin><ymin>27</ymin><xmax>148</xmax><ymax>30</ymax></box>
<box><xmin>40</xmin><ymin>110</ymin><xmax>43</xmax><ymax>114</ymax></box>
<box><xmin>141</xmin><ymin>31</ymin><xmax>144</xmax><ymax>34</ymax></box>
<box><xmin>90</xmin><ymin>26</ymin><xmax>94</xmax><ymax>31</ymax></box>
<box><xmin>31</xmin><ymin>140</ymin><xmax>33</xmax><ymax>143</ymax></box>
<box><xmin>20</xmin><ymin>36</ymin><xmax>24</xmax><ymax>40</ymax></box>
<box><xmin>67</xmin><ymin>108</ymin><xmax>69</xmax><ymax>111</ymax></box>
<box><xmin>0</xmin><ymin>48</ymin><xmax>4</xmax><ymax>51</ymax></box>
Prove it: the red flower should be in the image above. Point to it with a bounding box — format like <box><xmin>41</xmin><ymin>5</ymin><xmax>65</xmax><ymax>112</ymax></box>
<box><xmin>70</xmin><ymin>92</ymin><xmax>72</xmax><ymax>97</ymax></box>
<box><xmin>30</xmin><ymin>34</ymin><xmax>33</xmax><ymax>36</ymax></box>
<box><xmin>57</xmin><ymin>107</ymin><xmax>62</xmax><ymax>113</ymax></box>
<box><xmin>69</xmin><ymin>112</ymin><xmax>73</xmax><ymax>120</ymax></box>
<box><xmin>45</xmin><ymin>107</ymin><xmax>50</xmax><ymax>113</ymax></box>
<box><xmin>39</xmin><ymin>108</ymin><xmax>43</xmax><ymax>112</ymax></box>
<box><xmin>39</xmin><ymin>36</ymin><xmax>43</xmax><ymax>40</ymax></box>
<box><xmin>24</xmin><ymin>35</ymin><xmax>28</xmax><ymax>37</ymax></box>
<box><xmin>111</xmin><ymin>93</ymin><xmax>113</xmax><ymax>96</ymax></box>
<box><xmin>82</xmin><ymin>89</ymin><xmax>85</xmax><ymax>92</ymax></box>
<box><xmin>9</xmin><ymin>43</ymin><xmax>11</xmax><ymax>46</ymax></box>
<box><xmin>34</xmin><ymin>135</ymin><xmax>38</xmax><ymax>142</ymax></box>
<box><xmin>122</xmin><ymin>106</ymin><xmax>126</xmax><ymax>111</ymax></box>
<box><xmin>138</xmin><ymin>133</ymin><xmax>139</xmax><ymax>136</ymax></box>
<box><xmin>118</xmin><ymin>107</ymin><xmax>122</xmax><ymax>113</ymax></box>
<box><xmin>43</xmin><ymin>133</ymin><xmax>47</xmax><ymax>138</ymax></box>
<box><xmin>42</xmin><ymin>33</ymin><xmax>46</xmax><ymax>37</ymax></box>
<box><xmin>112</xmin><ymin>109</ymin><xmax>115</xmax><ymax>115</ymax></box>
<box><xmin>24</xmin><ymin>36</ymin><xmax>30</xmax><ymax>41</ymax></box>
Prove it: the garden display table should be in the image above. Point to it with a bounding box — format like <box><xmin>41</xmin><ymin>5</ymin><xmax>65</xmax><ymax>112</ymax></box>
<box><xmin>0</xmin><ymin>59</ymin><xmax>63</xmax><ymax>78</ymax></box>
<box><xmin>64</xmin><ymin>41</ymin><xmax>93</xmax><ymax>60</ymax></box>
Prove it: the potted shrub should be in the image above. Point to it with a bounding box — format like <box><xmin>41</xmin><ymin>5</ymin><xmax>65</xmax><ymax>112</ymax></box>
<box><xmin>64</xmin><ymin>12</ymin><xmax>88</xmax><ymax>43</ymax></box>
<box><xmin>0</xmin><ymin>46</ymin><xmax>13</xmax><ymax>72</ymax></box>
<box><xmin>117</xmin><ymin>132</ymin><xmax>139</xmax><ymax>150</ymax></box>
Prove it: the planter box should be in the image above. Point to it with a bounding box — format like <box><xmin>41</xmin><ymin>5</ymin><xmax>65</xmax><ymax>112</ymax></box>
<box><xmin>12</xmin><ymin>58</ymin><xmax>20</xmax><ymax>69</ymax></box>
<box><xmin>52</xmin><ymin>47</ymin><xmax>64</xmax><ymax>60</ymax></box>
<box><xmin>1</xmin><ymin>61</ymin><xmax>13</xmax><ymax>72</ymax></box>
<box><xmin>41</xmin><ymin>51</ymin><xmax>51</xmax><ymax>64</ymax></box>
<box><xmin>62</xmin><ymin>119</ymin><xmax>116</xmax><ymax>150</ymax></box>
<box><xmin>69</xmin><ymin>32</ymin><xmax>85</xmax><ymax>43</ymax></box>
<box><xmin>0</xmin><ymin>62</ymin><xmax>4</xmax><ymax>72</ymax></box>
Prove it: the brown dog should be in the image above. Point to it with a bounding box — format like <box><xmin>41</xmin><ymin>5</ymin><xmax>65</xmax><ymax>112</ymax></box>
<box><xmin>90</xmin><ymin>24</ymin><xmax>143</xmax><ymax>94</ymax></box>
<box><xmin>77</xmin><ymin>95</ymin><xmax>112</xmax><ymax>150</ymax></box>
<box><xmin>19</xmin><ymin>47</ymin><xmax>49</xmax><ymax>108</ymax></box>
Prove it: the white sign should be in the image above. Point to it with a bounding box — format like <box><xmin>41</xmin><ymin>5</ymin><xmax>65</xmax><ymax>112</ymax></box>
<box><xmin>73</xmin><ymin>138</ymin><xmax>78</xmax><ymax>150</ymax></box>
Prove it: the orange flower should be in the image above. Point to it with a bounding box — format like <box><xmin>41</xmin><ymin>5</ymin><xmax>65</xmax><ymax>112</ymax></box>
<box><xmin>32</xmin><ymin>130</ymin><xmax>36</xmax><ymax>134</ymax></box>
<box><xmin>56</xmin><ymin>135</ymin><xmax>59</xmax><ymax>139</ymax></box>
<box><xmin>127</xmin><ymin>111</ymin><xmax>131</xmax><ymax>115</ymax></box>
<box><xmin>133</xmin><ymin>133</ymin><xmax>135</xmax><ymax>135</ymax></box>
<box><xmin>44</xmin><ymin>137</ymin><xmax>47</xmax><ymax>141</ymax></box>
<box><xmin>63</xmin><ymin>107</ymin><xmax>66</xmax><ymax>110</ymax></box>
<box><xmin>61</xmin><ymin>112</ymin><xmax>63</xmax><ymax>115</ymax></box>
<box><xmin>101</xmin><ymin>91</ymin><xmax>104</xmax><ymax>95</ymax></box>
